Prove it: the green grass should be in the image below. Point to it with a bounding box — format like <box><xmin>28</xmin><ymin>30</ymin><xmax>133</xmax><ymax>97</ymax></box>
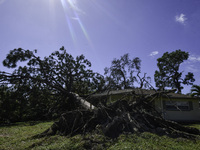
<box><xmin>108</xmin><ymin>133</ymin><xmax>200</xmax><ymax>150</ymax></box>
<box><xmin>0</xmin><ymin>122</ymin><xmax>200</xmax><ymax>150</ymax></box>
<box><xmin>188</xmin><ymin>123</ymin><xmax>200</xmax><ymax>130</ymax></box>
<box><xmin>0</xmin><ymin>121</ymin><xmax>85</xmax><ymax>150</ymax></box>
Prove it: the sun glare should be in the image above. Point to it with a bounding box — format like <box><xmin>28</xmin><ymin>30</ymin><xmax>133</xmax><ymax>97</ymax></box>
<box><xmin>67</xmin><ymin>0</ymin><xmax>79</xmax><ymax>12</ymax></box>
<box><xmin>60</xmin><ymin>0</ymin><xmax>94</xmax><ymax>50</ymax></box>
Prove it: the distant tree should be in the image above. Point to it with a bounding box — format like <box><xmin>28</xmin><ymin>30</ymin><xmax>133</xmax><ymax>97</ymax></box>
<box><xmin>191</xmin><ymin>85</ymin><xmax>200</xmax><ymax>97</ymax></box>
<box><xmin>0</xmin><ymin>85</ymin><xmax>17</xmax><ymax>123</ymax></box>
<box><xmin>104</xmin><ymin>53</ymin><xmax>141</xmax><ymax>89</ymax></box>
<box><xmin>0</xmin><ymin>47</ymin><xmax>104</xmax><ymax>121</ymax></box>
<box><xmin>154</xmin><ymin>50</ymin><xmax>195</xmax><ymax>93</ymax></box>
<box><xmin>137</xmin><ymin>72</ymin><xmax>151</xmax><ymax>89</ymax></box>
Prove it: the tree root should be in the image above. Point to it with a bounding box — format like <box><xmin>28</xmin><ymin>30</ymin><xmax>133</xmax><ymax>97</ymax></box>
<box><xmin>37</xmin><ymin>94</ymin><xmax>200</xmax><ymax>140</ymax></box>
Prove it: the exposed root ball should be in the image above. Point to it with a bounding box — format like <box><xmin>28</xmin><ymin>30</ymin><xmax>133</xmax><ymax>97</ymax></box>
<box><xmin>38</xmin><ymin>98</ymin><xmax>200</xmax><ymax>139</ymax></box>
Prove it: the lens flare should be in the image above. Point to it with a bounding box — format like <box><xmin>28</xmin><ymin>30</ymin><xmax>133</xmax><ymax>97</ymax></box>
<box><xmin>60</xmin><ymin>0</ymin><xmax>76</xmax><ymax>43</ymax></box>
<box><xmin>60</xmin><ymin>0</ymin><xmax>94</xmax><ymax>50</ymax></box>
<box><xmin>67</xmin><ymin>0</ymin><xmax>83</xmax><ymax>13</ymax></box>
<box><xmin>73</xmin><ymin>11</ymin><xmax>93</xmax><ymax>48</ymax></box>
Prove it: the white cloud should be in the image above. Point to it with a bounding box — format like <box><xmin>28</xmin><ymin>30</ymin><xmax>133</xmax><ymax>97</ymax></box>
<box><xmin>149</xmin><ymin>51</ymin><xmax>159</xmax><ymax>57</ymax></box>
<box><xmin>188</xmin><ymin>55</ymin><xmax>200</xmax><ymax>62</ymax></box>
<box><xmin>184</xmin><ymin>54</ymin><xmax>200</xmax><ymax>73</ymax></box>
<box><xmin>175</xmin><ymin>13</ymin><xmax>187</xmax><ymax>25</ymax></box>
<box><xmin>186</xmin><ymin>65</ymin><xmax>199</xmax><ymax>73</ymax></box>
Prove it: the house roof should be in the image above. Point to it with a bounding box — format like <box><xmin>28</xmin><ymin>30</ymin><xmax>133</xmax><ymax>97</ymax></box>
<box><xmin>93</xmin><ymin>88</ymin><xmax>199</xmax><ymax>100</ymax></box>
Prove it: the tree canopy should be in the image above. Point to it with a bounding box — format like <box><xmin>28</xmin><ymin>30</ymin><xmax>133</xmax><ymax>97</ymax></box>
<box><xmin>104</xmin><ymin>53</ymin><xmax>142</xmax><ymax>90</ymax></box>
<box><xmin>191</xmin><ymin>85</ymin><xmax>200</xmax><ymax>97</ymax></box>
<box><xmin>154</xmin><ymin>50</ymin><xmax>195</xmax><ymax>93</ymax></box>
<box><xmin>1</xmin><ymin>48</ymin><xmax>198</xmax><ymax>123</ymax></box>
<box><xmin>0</xmin><ymin>47</ymin><xmax>104</xmax><ymax>122</ymax></box>
<box><xmin>1</xmin><ymin>47</ymin><xmax>104</xmax><ymax>94</ymax></box>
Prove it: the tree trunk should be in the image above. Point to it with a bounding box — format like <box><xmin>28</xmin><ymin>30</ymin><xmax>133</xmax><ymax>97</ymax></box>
<box><xmin>37</xmin><ymin>91</ymin><xmax>200</xmax><ymax>139</ymax></box>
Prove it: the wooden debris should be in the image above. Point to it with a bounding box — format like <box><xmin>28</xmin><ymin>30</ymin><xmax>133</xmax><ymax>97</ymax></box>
<box><xmin>37</xmin><ymin>92</ymin><xmax>200</xmax><ymax>139</ymax></box>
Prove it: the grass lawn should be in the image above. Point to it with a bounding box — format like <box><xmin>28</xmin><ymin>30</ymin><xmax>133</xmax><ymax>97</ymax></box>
<box><xmin>0</xmin><ymin>121</ymin><xmax>200</xmax><ymax>150</ymax></box>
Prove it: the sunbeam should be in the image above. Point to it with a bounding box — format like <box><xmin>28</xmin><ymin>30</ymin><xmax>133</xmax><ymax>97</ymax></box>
<box><xmin>73</xmin><ymin>11</ymin><xmax>94</xmax><ymax>49</ymax></box>
<box><xmin>60</xmin><ymin>0</ymin><xmax>76</xmax><ymax>44</ymax></box>
<box><xmin>60</xmin><ymin>0</ymin><xmax>94</xmax><ymax>50</ymax></box>
<box><xmin>67</xmin><ymin>0</ymin><xmax>84</xmax><ymax>14</ymax></box>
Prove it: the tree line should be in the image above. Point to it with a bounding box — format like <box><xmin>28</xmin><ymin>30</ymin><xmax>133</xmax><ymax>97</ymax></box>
<box><xmin>0</xmin><ymin>47</ymin><xmax>199</xmax><ymax>123</ymax></box>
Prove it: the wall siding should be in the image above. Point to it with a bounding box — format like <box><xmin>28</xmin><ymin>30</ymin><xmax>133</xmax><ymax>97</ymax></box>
<box><xmin>155</xmin><ymin>97</ymin><xmax>200</xmax><ymax>121</ymax></box>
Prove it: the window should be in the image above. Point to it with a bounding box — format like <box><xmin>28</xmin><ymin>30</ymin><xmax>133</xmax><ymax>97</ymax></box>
<box><xmin>164</xmin><ymin>101</ymin><xmax>193</xmax><ymax>111</ymax></box>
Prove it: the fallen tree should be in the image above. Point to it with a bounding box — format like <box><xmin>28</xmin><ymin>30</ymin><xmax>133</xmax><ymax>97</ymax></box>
<box><xmin>37</xmin><ymin>91</ymin><xmax>200</xmax><ymax>139</ymax></box>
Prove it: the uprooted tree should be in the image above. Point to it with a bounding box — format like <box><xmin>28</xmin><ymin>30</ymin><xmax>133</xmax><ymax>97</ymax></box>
<box><xmin>1</xmin><ymin>48</ymin><xmax>199</xmax><ymax>140</ymax></box>
<box><xmin>0</xmin><ymin>47</ymin><xmax>104</xmax><ymax>122</ymax></box>
<box><xmin>37</xmin><ymin>90</ymin><xmax>200</xmax><ymax>140</ymax></box>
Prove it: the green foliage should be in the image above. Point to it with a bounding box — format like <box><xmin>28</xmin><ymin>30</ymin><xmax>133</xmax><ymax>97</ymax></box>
<box><xmin>0</xmin><ymin>84</ymin><xmax>53</xmax><ymax>123</ymax></box>
<box><xmin>1</xmin><ymin>46</ymin><xmax>104</xmax><ymax>94</ymax></box>
<box><xmin>0</xmin><ymin>47</ymin><xmax>105</xmax><ymax>123</ymax></box>
<box><xmin>0</xmin><ymin>85</ymin><xmax>19</xmax><ymax>123</ymax></box>
<box><xmin>191</xmin><ymin>85</ymin><xmax>200</xmax><ymax>97</ymax></box>
<box><xmin>104</xmin><ymin>53</ymin><xmax>141</xmax><ymax>90</ymax></box>
<box><xmin>154</xmin><ymin>50</ymin><xmax>195</xmax><ymax>93</ymax></box>
<box><xmin>2</xmin><ymin>48</ymin><xmax>34</xmax><ymax>68</ymax></box>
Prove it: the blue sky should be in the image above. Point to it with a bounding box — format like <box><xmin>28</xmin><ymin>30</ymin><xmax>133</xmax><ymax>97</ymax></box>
<box><xmin>0</xmin><ymin>0</ymin><xmax>200</xmax><ymax>94</ymax></box>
